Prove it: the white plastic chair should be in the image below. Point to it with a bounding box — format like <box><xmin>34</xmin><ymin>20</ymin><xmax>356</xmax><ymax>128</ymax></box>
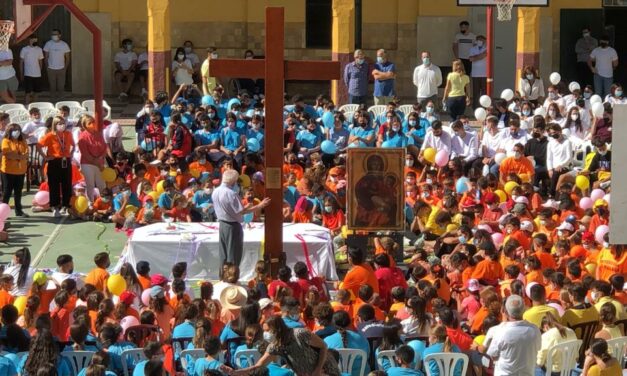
<box><xmin>336</xmin><ymin>348</ymin><xmax>368</xmax><ymax>376</ymax></box>
<box><xmin>376</xmin><ymin>350</ymin><xmax>397</xmax><ymax>370</ymax></box>
<box><xmin>68</xmin><ymin>106</ymin><xmax>88</xmax><ymax>120</ymax></box>
<box><xmin>544</xmin><ymin>339</ymin><xmax>582</xmax><ymax>376</ymax></box>
<box><xmin>398</xmin><ymin>104</ymin><xmax>415</xmax><ymax>117</ymax></box>
<box><xmin>0</xmin><ymin>103</ymin><xmax>26</xmax><ymax>112</ymax></box>
<box><xmin>39</xmin><ymin>107</ymin><xmax>59</xmax><ymax>121</ymax></box>
<box><xmin>423</xmin><ymin>353</ymin><xmax>469</xmax><ymax>376</ymax></box>
<box><xmin>121</xmin><ymin>348</ymin><xmax>147</xmax><ymax>376</ymax></box>
<box><xmin>368</xmin><ymin>105</ymin><xmax>386</xmax><ymax>118</ymax></box>
<box><xmin>180</xmin><ymin>348</ymin><xmax>206</xmax><ymax>373</ymax></box>
<box><xmin>607</xmin><ymin>337</ymin><xmax>627</xmax><ymax>363</ymax></box>
<box><xmin>339</xmin><ymin>104</ymin><xmax>360</xmax><ymax>114</ymax></box>
<box><xmin>234</xmin><ymin>349</ymin><xmax>262</xmax><ymax>368</ymax></box>
<box><xmin>55</xmin><ymin>101</ymin><xmax>82</xmax><ymax>109</ymax></box>
<box><xmin>8</xmin><ymin>109</ymin><xmax>30</xmax><ymax>126</ymax></box>
<box><xmin>28</xmin><ymin>101</ymin><xmax>55</xmax><ymax>110</ymax></box>
<box><xmin>82</xmin><ymin>99</ymin><xmax>112</xmax><ymax>120</ymax></box>
<box><xmin>72</xmin><ymin>110</ymin><xmax>94</xmax><ymax>121</ymax></box>
<box><xmin>60</xmin><ymin>351</ymin><xmax>95</xmax><ymax>376</ymax></box>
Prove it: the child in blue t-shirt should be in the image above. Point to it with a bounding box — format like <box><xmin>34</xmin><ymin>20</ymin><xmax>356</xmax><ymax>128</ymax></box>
<box><xmin>387</xmin><ymin>345</ymin><xmax>425</xmax><ymax>376</ymax></box>
<box><xmin>190</xmin><ymin>336</ymin><xmax>231</xmax><ymax>376</ymax></box>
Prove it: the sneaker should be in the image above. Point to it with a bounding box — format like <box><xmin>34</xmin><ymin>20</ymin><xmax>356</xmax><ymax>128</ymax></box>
<box><xmin>53</xmin><ymin>209</ymin><xmax>61</xmax><ymax>218</ymax></box>
<box><xmin>15</xmin><ymin>212</ymin><xmax>29</xmax><ymax>218</ymax></box>
<box><xmin>60</xmin><ymin>207</ymin><xmax>68</xmax><ymax>215</ymax></box>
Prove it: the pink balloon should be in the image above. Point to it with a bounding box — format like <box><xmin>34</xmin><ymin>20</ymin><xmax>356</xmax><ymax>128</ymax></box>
<box><xmin>120</xmin><ymin>315</ymin><xmax>140</xmax><ymax>335</ymax></box>
<box><xmin>591</xmin><ymin>189</ymin><xmax>605</xmax><ymax>202</ymax></box>
<box><xmin>579</xmin><ymin>197</ymin><xmax>593</xmax><ymax>210</ymax></box>
<box><xmin>435</xmin><ymin>150</ymin><xmax>449</xmax><ymax>167</ymax></box>
<box><xmin>141</xmin><ymin>289</ymin><xmax>151</xmax><ymax>307</ymax></box>
<box><xmin>0</xmin><ymin>204</ymin><xmax>9</xmax><ymax>221</ymax></box>
<box><xmin>603</xmin><ymin>194</ymin><xmax>610</xmax><ymax>205</ymax></box>
<box><xmin>595</xmin><ymin>225</ymin><xmax>610</xmax><ymax>244</ymax></box>
<box><xmin>34</xmin><ymin>191</ymin><xmax>49</xmax><ymax>206</ymax></box>
<box><xmin>0</xmin><ymin>222</ymin><xmax>4</xmax><ymax>232</ymax></box>
<box><xmin>492</xmin><ymin>232</ymin><xmax>504</xmax><ymax>248</ymax></box>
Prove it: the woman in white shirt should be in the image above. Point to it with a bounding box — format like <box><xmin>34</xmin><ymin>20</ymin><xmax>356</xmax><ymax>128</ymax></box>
<box><xmin>607</xmin><ymin>84</ymin><xmax>627</xmax><ymax>107</ymax></box>
<box><xmin>4</xmin><ymin>247</ymin><xmax>35</xmax><ymax>297</ymax></box>
<box><xmin>545</xmin><ymin>102</ymin><xmax>566</xmax><ymax>127</ymax></box>
<box><xmin>518</xmin><ymin>66</ymin><xmax>545</xmax><ymax>106</ymax></box>
<box><xmin>564</xmin><ymin>106</ymin><xmax>589</xmax><ymax>143</ymax></box>
<box><xmin>519</xmin><ymin>101</ymin><xmax>535</xmax><ymax>130</ymax></box>
<box><xmin>171</xmin><ymin>47</ymin><xmax>194</xmax><ymax>86</ymax></box>
<box><xmin>0</xmin><ymin>49</ymin><xmax>18</xmax><ymax>103</ymax></box>
<box><xmin>536</xmin><ymin>312</ymin><xmax>577</xmax><ymax>376</ymax></box>
<box><xmin>401</xmin><ymin>296</ymin><xmax>433</xmax><ymax>337</ymax></box>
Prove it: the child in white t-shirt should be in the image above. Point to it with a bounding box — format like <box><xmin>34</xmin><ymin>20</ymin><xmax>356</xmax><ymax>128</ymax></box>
<box><xmin>21</xmin><ymin>107</ymin><xmax>47</xmax><ymax>145</ymax></box>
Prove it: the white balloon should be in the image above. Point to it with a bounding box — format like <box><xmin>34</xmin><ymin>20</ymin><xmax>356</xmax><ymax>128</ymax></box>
<box><xmin>474</xmin><ymin>107</ymin><xmax>487</xmax><ymax>122</ymax></box>
<box><xmin>568</xmin><ymin>81</ymin><xmax>580</xmax><ymax>93</ymax></box>
<box><xmin>590</xmin><ymin>94</ymin><xmax>602</xmax><ymax>105</ymax></box>
<box><xmin>501</xmin><ymin>89</ymin><xmax>514</xmax><ymax>102</ymax></box>
<box><xmin>479</xmin><ymin>95</ymin><xmax>492</xmax><ymax>108</ymax></box>
<box><xmin>592</xmin><ymin>102</ymin><xmax>605</xmax><ymax>117</ymax></box>
<box><xmin>534</xmin><ymin>107</ymin><xmax>547</xmax><ymax>117</ymax></box>
<box><xmin>494</xmin><ymin>152</ymin><xmax>506</xmax><ymax>165</ymax></box>
<box><xmin>550</xmin><ymin>72</ymin><xmax>561</xmax><ymax>85</ymax></box>
<box><xmin>562</xmin><ymin>128</ymin><xmax>571</xmax><ymax>138</ymax></box>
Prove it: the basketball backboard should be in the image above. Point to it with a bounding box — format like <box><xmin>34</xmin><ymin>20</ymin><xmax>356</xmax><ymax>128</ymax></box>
<box><xmin>458</xmin><ymin>0</ymin><xmax>549</xmax><ymax>5</ymax></box>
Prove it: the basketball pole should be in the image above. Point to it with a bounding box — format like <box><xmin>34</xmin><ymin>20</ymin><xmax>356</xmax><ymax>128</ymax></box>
<box><xmin>486</xmin><ymin>5</ymin><xmax>494</xmax><ymax>97</ymax></box>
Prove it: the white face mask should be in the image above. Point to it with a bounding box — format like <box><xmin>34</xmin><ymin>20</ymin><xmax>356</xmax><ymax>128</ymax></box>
<box><xmin>392</xmin><ymin>125</ymin><xmax>400</xmax><ymax>132</ymax></box>
<box><xmin>571</xmin><ymin>114</ymin><xmax>579</xmax><ymax>121</ymax></box>
<box><xmin>51</xmin><ymin>35</ymin><xmax>60</xmax><ymax>42</ymax></box>
<box><xmin>591</xmin><ymin>291</ymin><xmax>601</xmax><ymax>303</ymax></box>
<box><xmin>477</xmin><ymin>40</ymin><xmax>484</xmax><ymax>47</ymax></box>
<box><xmin>210</xmin><ymin>53</ymin><xmax>218</xmax><ymax>59</ymax></box>
<box><xmin>405</xmin><ymin>160</ymin><xmax>414</xmax><ymax>167</ymax></box>
<box><xmin>263</xmin><ymin>331</ymin><xmax>274</xmax><ymax>342</ymax></box>
<box><xmin>526</xmin><ymin>74</ymin><xmax>534</xmax><ymax>80</ymax></box>
<box><xmin>548</xmin><ymin>110</ymin><xmax>556</xmax><ymax>118</ymax></box>
<box><xmin>177</xmin><ymin>54</ymin><xmax>185</xmax><ymax>60</ymax></box>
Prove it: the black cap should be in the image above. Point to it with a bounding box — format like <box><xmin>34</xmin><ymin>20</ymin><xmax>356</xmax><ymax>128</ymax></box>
<box><xmin>136</xmin><ymin>261</ymin><xmax>150</xmax><ymax>275</ymax></box>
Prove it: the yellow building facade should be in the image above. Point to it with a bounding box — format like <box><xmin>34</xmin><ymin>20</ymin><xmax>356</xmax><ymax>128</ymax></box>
<box><xmin>67</xmin><ymin>0</ymin><xmax>606</xmax><ymax>99</ymax></box>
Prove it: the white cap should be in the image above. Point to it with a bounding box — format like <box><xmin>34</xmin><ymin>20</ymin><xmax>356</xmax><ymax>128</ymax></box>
<box><xmin>520</xmin><ymin>220</ymin><xmax>534</xmax><ymax>232</ymax></box>
<box><xmin>556</xmin><ymin>222</ymin><xmax>575</xmax><ymax>232</ymax></box>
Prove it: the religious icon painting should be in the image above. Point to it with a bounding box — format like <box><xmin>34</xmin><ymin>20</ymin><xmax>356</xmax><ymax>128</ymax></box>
<box><xmin>347</xmin><ymin>148</ymin><xmax>405</xmax><ymax>231</ymax></box>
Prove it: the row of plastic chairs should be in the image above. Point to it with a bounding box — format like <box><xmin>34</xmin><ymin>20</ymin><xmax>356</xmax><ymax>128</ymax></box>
<box><xmin>0</xmin><ymin>100</ymin><xmax>111</xmax><ymax>120</ymax></box>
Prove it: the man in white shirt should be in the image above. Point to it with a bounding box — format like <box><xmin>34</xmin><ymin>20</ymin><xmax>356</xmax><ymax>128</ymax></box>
<box><xmin>450</xmin><ymin>120</ymin><xmax>479</xmax><ymax>174</ymax></box>
<box><xmin>588</xmin><ymin>35</ymin><xmax>618</xmax><ymax>98</ymax></box>
<box><xmin>413</xmin><ymin>51</ymin><xmax>442</xmax><ymax>108</ymax></box>
<box><xmin>546</xmin><ymin>124</ymin><xmax>573</xmax><ymax>197</ymax></box>
<box><xmin>114</xmin><ymin>38</ymin><xmax>138</xmax><ymax>100</ymax></box>
<box><xmin>453</xmin><ymin>21</ymin><xmax>476</xmax><ymax>76</ymax></box>
<box><xmin>468</xmin><ymin>35</ymin><xmax>487</xmax><ymax>109</ymax></box>
<box><xmin>419</xmin><ymin>121</ymin><xmax>451</xmax><ymax>159</ymax></box>
<box><xmin>19</xmin><ymin>34</ymin><xmax>44</xmax><ymax>104</ymax></box>
<box><xmin>501</xmin><ymin>119</ymin><xmax>529</xmax><ymax>156</ymax></box>
<box><xmin>0</xmin><ymin>48</ymin><xmax>17</xmax><ymax>104</ymax></box>
<box><xmin>43</xmin><ymin>28</ymin><xmax>71</xmax><ymax>97</ymax></box>
<box><xmin>487</xmin><ymin>295</ymin><xmax>541</xmax><ymax>376</ymax></box>
<box><xmin>479</xmin><ymin>116</ymin><xmax>505</xmax><ymax>176</ymax></box>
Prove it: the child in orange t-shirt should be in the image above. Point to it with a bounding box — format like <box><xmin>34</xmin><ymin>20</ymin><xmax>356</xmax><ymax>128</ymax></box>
<box><xmin>51</xmin><ymin>291</ymin><xmax>71</xmax><ymax>341</ymax></box>
<box><xmin>84</xmin><ymin>252</ymin><xmax>110</xmax><ymax>292</ymax></box>
<box><xmin>389</xmin><ymin>286</ymin><xmax>407</xmax><ymax>319</ymax></box>
<box><xmin>136</xmin><ymin>196</ymin><xmax>163</xmax><ymax>225</ymax></box>
<box><xmin>169</xmin><ymin>279</ymin><xmax>192</xmax><ymax>311</ymax></box>
<box><xmin>165</xmin><ymin>195</ymin><xmax>191</xmax><ymax>222</ymax></box>
<box><xmin>330</xmin><ymin>289</ymin><xmax>354</xmax><ymax>318</ymax></box>
<box><xmin>292</xmin><ymin>196</ymin><xmax>313</xmax><ymax>223</ymax></box>
<box><xmin>92</xmin><ymin>188</ymin><xmax>113</xmax><ymax>221</ymax></box>
<box><xmin>0</xmin><ymin>275</ymin><xmax>14</xmax><ymax>307</ymax></box>
<box><xmin>136</xmin><ymin>261</ymin><xmax>152</xmax><ymax>291</ymax></box>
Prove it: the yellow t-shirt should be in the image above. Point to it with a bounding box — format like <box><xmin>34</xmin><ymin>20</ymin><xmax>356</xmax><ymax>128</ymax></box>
<box><xmin>587</xmin><ymin>361</ymin><xmax>622</xmax><ymax>376</ymax></box>
<box><xmin>201</xmin><ymin>59</ymin><xmax>217</xmax><ymax>92</ymax></box>
<box><xmin>561</xmin><ymin>306</ymin><xmax>600</xmax><ymax>328</ymax></box>
<box><xmin>447</xmin><ymin>72</ymin><xmax>470</xmax><ymax>97</ymax></box>
<box><xmin>522</xmin><ymin>304</ymin><xmax>560</xmax><ymax>328</ymax></box>
<box><xmin>1</xmin><ymin>138</ymin><xmax>28</xmax><ymax>175</ymax></box>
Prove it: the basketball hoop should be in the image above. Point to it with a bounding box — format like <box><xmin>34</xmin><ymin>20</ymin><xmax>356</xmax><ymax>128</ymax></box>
<box><xmin>0</xmin><ymin>21</ymin><xmax>15</xmax><ymax>51</ymax></box>
<box><xmin>496</xmin><ymin>0</ymin><xmax>516</xmax><ymax>21</ymax></box>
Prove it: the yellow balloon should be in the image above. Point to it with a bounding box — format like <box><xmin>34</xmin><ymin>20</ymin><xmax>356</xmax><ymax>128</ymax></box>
<box><xmin>101</xmin><ymin>167</ymin><xmax>116</xmax><ymax>183</ymax></box>
<box><xmin>75</xmin><ymin>196</ymin><xmax>88</xmax><ymax>214</ymax></box>
<box><xmin>156</xmin><ymin>180</ymin><xmax>165</xmax><ymax>195</ymax></box>
<box><xmin>107</xmin><ymin>274</ymin><xmax>127</xmax><ymax>296</ymax></box>
<box><xmin>124</xmin><ymin>205</ymin><xmax>138</xmax><ymax>216</ymax></box>
<box><xmin>576</xmin><ymin>175</ymin><xmax>590</xmax><ymax>190</ymax></box>
<box><xmin>239</xmin><ymin>174</ymin><xmax>251</xmax><ymax>190</ymax></box>
<box><xmin>504</xmin><ymin>181</ymin><xmax>519</xmax><ymax>196</ymax></box>
<box><xmin>13</xmin><ymin>296</ymin><xmax>27</xmax><ymax>316</ymax></box>
<box><xmin>494</xmin><ymin>190</ymin><xmax>507</xmax><ymax>203</ymax></box>
<box><xmin>423</xmin><ymin>148</ymin><xmax>436</xmax><ymax>164</ymax></box>
<box><xmin>148</xmin><ymin>191</ymin><xmax>159</xmax><ymax>202</ymax></box>
<box><xmin>585</xmin><ymin>263</ymin><xmax>596</xmax><ymax>276</ymax></box>
<box><xmin>190</xmin><ymin>168</ymin><xmax>201</xmax><ymax>179</ymax></box>
<box><xmin>519</xmin><ymin>173</ymin><xmax>531</xmax><ymax>183</ymax></box>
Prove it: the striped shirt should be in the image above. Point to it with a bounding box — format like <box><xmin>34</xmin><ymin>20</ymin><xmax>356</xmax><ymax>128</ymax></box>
<box><xmin>343</xmin><ymin>61</ymin><xmax>369</xmax><ymax>96</ymax></box>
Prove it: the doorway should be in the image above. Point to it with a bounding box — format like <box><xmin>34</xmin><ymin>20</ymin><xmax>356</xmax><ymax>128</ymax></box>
<box><xmin>604</xmin><ymin>7</ymin><xmax>627</xmax><ymax>85</ymax></box>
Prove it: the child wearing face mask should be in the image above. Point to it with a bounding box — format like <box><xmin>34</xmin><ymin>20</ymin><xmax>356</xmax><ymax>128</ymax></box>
<box><xmin>92</xmin><ymin>188</ymin><xmax>113</xmax><ymax>222</ymax></box>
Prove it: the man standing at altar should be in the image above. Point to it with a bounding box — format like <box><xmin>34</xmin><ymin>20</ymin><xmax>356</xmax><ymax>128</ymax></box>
<box><xmin>212</xmin><ymin>170</ymin><xmax>271</xmax><ymax>272</ymax></box>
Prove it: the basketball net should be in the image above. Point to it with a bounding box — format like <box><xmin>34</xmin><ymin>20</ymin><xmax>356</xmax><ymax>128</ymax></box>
<box><xmin>496</xmin><ymin>0</ymin><xmax>516</xmax><ymax>21</ymax></box>
<box><xmin>0</xmin><ymin>21</ymin><xmax>15</xmax><ymax>51</ymax></box>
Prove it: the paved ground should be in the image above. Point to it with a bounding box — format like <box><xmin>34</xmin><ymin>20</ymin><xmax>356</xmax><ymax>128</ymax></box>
<box><xmin>2</xmin><ymin>95</ymin><xmax>144</xmax><ymax>273</ymax></box>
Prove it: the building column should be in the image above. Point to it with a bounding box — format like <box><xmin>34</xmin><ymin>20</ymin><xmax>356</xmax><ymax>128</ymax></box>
<box><xmin>147</xmin><ymin>0</ymin><xmax>171</xmax><ymax>98</ymax></box>
<box><xmin>331</xmin><ymin>0</ymin><xmax>355</xmax><ymax>106</ymax></box>
<box><xmin>515</xmin><ymin>7</ymin><xmax>540</xmax><ymax>92</ymax></box>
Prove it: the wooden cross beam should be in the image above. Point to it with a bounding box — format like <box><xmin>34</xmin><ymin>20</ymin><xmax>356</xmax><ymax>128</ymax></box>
<box><xmin>210</xmin><ymin>7</ymin><xmax>340</xmax><ymax>276</ymax></box>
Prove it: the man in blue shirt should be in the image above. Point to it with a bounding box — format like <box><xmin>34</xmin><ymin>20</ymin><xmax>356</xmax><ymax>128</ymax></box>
<box><xmin>349</xmin><ymin>112</ymin><xmax>376</xmax><ymax>146</ymax></box>
<box><xmin>372</xmin><ymin>49</ymin><xmax>396</xmax><ymax>105</ymax></box>
<box><xmin>343</xmin><ymin>49</ymin><xmax>369</xmax><ymax>105</ymax></box>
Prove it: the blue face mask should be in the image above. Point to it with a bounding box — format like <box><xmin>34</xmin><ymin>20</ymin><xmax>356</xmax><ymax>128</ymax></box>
<box><xmin>409</xmin><ymin>120</ymin><xmax>417</xmax><ymax>127</ymax></box>
<box><xmin>208</xmin><ymin>113</ymin><xmax>215</xmax><ymax>119</ymax></box>
<box><xmin>231</xmin><ymin>185</ymin><xmax>240</xmax><ymax>194</ymax></box>
<box><xmin>459</xmin><ymin>235</ymin><xmax>467</xmax><ymax>244</ymax></box>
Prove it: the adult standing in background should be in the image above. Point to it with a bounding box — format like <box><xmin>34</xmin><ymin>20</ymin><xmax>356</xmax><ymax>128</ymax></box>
<box><xmin>212</xmin><ymin>169</ymin><xmax>270</xmax><ymax>272</ymax></box>
<box><xmin>468</xmin><ymin>35</ymin><xmax>487</xmax><ymax>109</ymax></box>
<box><xmin>372</xmin><ymin>49</ymin><xmax>396</xmax><ymax>105</ymax></box>
<box><xmin>77</xmin><ymin>115</ymin><xmax>107</xmax><ymax>208</ymax></box>
<box><xmin>201</xmin><ymin>47</ymin><xmax>219</xmax><ymax>96</ymax></box>
<box><xmin>19</xmin><ymin>34</ymin><xmax>44</xmax><ymax>105</ymax></box>
<box><xmin>43</xmin><ymin>29</ymin><xmax>71</xmax><ymax>97</ymax></box>
<box><xmin>413</xmin><ymin>51</ymin><xmax>442</xmax><ymax>108</ymax></box>
<box><xmin>518</xmin><ymin>66</ymin><xmax>545</xmax><ymax>107</ymax></box>
<box><xmin>575</xmin><ymin>27</ymin><xmax>598</xmax><ymax>87</ymax></box>
<box><xmin>343</xmin><ymin>49</ymin><xmax>369</xmax><ymax>105</ymax></box>
<box><xmin>0</xmin><ymin>45</ymin><xmax>17</xmax><ymax>104</ymax></box>
<box><xmin>453</xmin><ymin>21</ymin><xmax>476</xmax><ymax>76</ymax></box>
<box><xmin>588</xmin><ymin>35</ymin><xmax>618</xmax><ymax>98</ymax></box>
<box><xmin>182</xmin><ymin>40</ymin><xmax>201</xmax><ymax>78</ymax></box>
<box><xmin>1</xmin><ymin>124</ymin><xmax>29</xmax><ymax>217</ymax></box>
<box><xmin>443</xmin><ymin>59</ymin><xmax>471</xmax><ymax>121</ymax></box>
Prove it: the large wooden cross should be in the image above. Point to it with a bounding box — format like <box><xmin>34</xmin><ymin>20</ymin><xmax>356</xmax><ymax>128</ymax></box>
<box><xmin>210</xmin><ymin>7</ymin><xmax>340</xmax><ymax>275</ymax></box>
